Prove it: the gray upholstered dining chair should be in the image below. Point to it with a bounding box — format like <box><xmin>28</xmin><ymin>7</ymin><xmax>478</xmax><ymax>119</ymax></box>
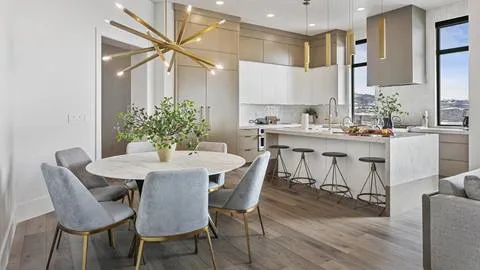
<box><xmin>132</xmin><ymin>168</ymin><xmax>217</xmax><ymax>270</ymax></box>
<box><xmin>208</xmin><ymin>151</ymin><xmax>270</xmax><ymax>263</ymax></box>
<box><xmin>197</xmin><ymin>141</ymin><xmax>227</xmax><ymax>192</ymax></box>
<box><xmin>125</xmin><ymin>141</ymin><xmax>156</xmax><ymax>204</ymax></box>
<box><xmin>41</xmin><ymin>163</ymin><xmax>135</xmax><ymax>270</ymax></box>
<box><xmin>55</xmin><ymin>147</ymin><xmax>129</xmax><ymax>202</ymax></box>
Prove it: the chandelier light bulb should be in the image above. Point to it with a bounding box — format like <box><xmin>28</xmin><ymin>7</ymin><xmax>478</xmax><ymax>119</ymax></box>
<box><xmin>164</xmin><ymin>61</ymin><xmax>170</xmax><ymax>67</ymax></box>
<box><xmin>210</xmin><ymin>70</ymin><xmax>216</xmax><ymax>75</ymax></box>
<box><xmin>102</xmin><ymin>56</ymin><xmax>112</xmax><ymax>61</ymax></box>
<box><xmin>104</xmin><ymin>19</ymin><xmax>111</xmax><ymax>24</ymax></box>
<box><xmin>117</xmin><ymin>71</ymin><xmax>124</xmax><ymax>77</ymax></box>
<box><xmin>215</xmin><ymin>64</ymin><xmax>224</xmax><ymax>70</ymax></box>
<box><xmin>187</xmin><ymin>5</ymin><xmax>192</xmax><ymax>13</ymax></box>
<box><xmin>195</xmin><ymin>37</ymin><xmax>202</xmax><ymax>42</ymax></box>
<box><xmin>219</xmin><ymin>19</ymin><xmax>226</xmax><ymax>25</ymax></box>
<box><xmin>115</xmin><ymin>3</ymin><xmax>124</xmax><ymax>10</ymax></box>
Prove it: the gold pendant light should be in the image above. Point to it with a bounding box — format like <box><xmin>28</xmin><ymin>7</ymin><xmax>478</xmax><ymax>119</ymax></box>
<box><xmin>103</xmin><ymin>2</ymin><xmax>225</xmax><ymax>76</ymax></box>
<box><xmin>346</xmin><ymin>0</ymin><xmax>355</xmax><ymax>65</ymax></box>
<box><xmin>325</xmin><ymin>0</ymin><xmax>331</xmax><ymax>67</ymax></box>
<box><xmin>379</xmin><ymin>0</ymin><xmax>387</xmax><ymax>59</ymax></box>
<box><xmin>303</xmin><ymin>0</ymin><xmax>311</xmax><ymax>72</ymax></box>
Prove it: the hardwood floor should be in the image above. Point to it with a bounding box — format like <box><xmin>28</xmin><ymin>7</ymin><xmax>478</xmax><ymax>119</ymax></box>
<box><xmin>7</xmin><ymin>168</ymin><xmax>423</xmax><ymax>270</ymax></box>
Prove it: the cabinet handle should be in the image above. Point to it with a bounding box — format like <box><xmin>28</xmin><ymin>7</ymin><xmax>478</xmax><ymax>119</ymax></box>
<box><xmin>244</xmin><ymin>149</ymin><xmax>252</xmax><ymax>152</ymax></box>
<box><xmin>200</xmin><ymin>106</ymin><xmax>204</xmax><ymax>120</ymax></box>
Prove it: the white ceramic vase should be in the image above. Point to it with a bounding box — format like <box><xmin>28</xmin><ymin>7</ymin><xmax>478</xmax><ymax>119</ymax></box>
<box><xmin>156</xmin><ymin>143</ymin><xmax>177</xmax><ymax>162</ymax></box>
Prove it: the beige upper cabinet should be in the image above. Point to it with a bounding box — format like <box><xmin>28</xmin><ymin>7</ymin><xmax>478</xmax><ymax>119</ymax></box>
<box><xmin>367</xmin><ymin>5</ymin><xmax>426</xmax><ymax>87</ymax></box>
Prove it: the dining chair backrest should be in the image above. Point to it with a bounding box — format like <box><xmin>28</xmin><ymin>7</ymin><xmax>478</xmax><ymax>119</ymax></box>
<box><xmin>126</xmin><ymin>141</ymin><xmax>155</xmax><ymax>154</ymax></box>
<box><xmin>197</xmin><ymin>142</ymin><xmax>227</xmax><ymax>153</ymax></box>
<box><xmin>223</xmin><ymin>151</ymin><xmax>270</xmax><ymax>211</ymax></box>
<box><xmin>41</xmin><ymin>163</ymin><xmax>114</xmax><ymax>231</ymax></box>
<box><xmin>55</xmin><ymin>147</ymin><xmax>108</xmax><ymax>189</ymax></box>
<box><xmin>136</xmin><ymin>168</ymin><xmax>209</xmax><ymax>237</ymax></box>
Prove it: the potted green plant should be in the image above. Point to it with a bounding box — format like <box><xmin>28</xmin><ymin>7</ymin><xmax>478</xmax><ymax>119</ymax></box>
<box><xmin>375</xmin><ymin>90</ymin><xmax>408</xmax><ymax>129</ymax></box>
<box><xmin>116</xmin><ymin>97</ymin><xmax>209</xmax><ymax>162</ymax></box>
<box><xmin>304</xmin><ymin>107</ymin><xmax>318</xmax><ymax>124</ymax></box>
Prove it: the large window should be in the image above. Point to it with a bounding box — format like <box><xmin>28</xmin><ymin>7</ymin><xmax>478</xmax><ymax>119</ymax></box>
<box><xmin>351</xmin><ymin>39</ymin><xmax>376</xmax><ymax>124</ymax></box>
<box><xmin>436</xmin><ymin>16</ymin><xmax>469</xmax><ymax>126</ymax></box>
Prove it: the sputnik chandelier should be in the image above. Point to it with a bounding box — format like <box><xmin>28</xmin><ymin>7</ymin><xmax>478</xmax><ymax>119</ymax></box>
<box><xmin>103</xmin><ymin>2</ymin><xmax>226</xmax><ymax>76</ymax></box>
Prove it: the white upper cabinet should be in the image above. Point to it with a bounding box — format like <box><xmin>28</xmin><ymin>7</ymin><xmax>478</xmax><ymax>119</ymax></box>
<box><xmin>239</xmin><ymin>60</ymin><xmax>347</xmax><ymax>105</ymax></box>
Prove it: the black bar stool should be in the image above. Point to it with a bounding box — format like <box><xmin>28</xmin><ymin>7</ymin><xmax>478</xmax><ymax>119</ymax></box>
<box><xmin>355</xmin><ymin>157</ymin><xmax>387</xmax><ymax>216</ymax></box>
<box><xmin>318</xmin><ymin>152</ymin><xmax>353</xmax><ymax>203</ymax></box>
<box><xmin>289</xmin><ymin>148</ymin><xmax>316</xmax><ymax>188</ymax></box>
<box><xmin>268</xmin><ymin>145</ymin><xmax>291</xmax><ymax>182</ymax></box>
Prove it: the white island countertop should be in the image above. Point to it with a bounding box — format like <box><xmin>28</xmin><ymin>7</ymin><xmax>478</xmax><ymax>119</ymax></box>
<box><xmin>265</xmin><ymin>127</ymin><xmax>430</xmax><ymax>144</ymax></box>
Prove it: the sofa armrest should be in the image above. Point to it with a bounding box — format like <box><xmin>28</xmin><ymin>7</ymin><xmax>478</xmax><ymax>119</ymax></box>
<box><xmin>424</xmin><ymin>193</ymin><xmax>480</xmax><ymax>270</ymax></box>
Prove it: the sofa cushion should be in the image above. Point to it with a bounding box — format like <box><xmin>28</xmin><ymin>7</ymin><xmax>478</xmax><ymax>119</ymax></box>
<box><xmin>439</xmin><ymin>177</ymin><xmax>466</xmax><ymax>197</ymax></box>
<box><xmin>465</xmin><ymin>175</ymin><xmax>480</xmax><ymax>200</ymax></box>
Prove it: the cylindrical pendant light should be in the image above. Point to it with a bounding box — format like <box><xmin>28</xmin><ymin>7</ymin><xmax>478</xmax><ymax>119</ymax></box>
<box><xmin>325</xmin><ymin>0</ymin><xmax>332</xmax><ymax>67</ymax></box>
<box><xmin>303</xmin><ymin>0</ymin><xmax>311</xmax><ymax>72</ymax></box>
<box><xmin>379</xmin><ymin>0</ymin><xmax>387</xmax><ymax>59</ymax></box>
<box><xmin>346</xmin><ymin>0</ymin><xmax>355</xmax><ymax>65</ymax></box>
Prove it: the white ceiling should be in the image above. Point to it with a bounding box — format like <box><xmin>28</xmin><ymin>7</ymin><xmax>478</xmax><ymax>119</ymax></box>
<box><xmin>170</xmin><ymin>0</ymin><xmax>460</xmax><ymax>36</ymax></box>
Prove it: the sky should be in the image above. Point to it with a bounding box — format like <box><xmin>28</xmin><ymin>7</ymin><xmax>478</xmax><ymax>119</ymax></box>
<box><xmin>353</xmin><ymin>21</ymin><xmax>469</xmax><ymax>100</ymax></box>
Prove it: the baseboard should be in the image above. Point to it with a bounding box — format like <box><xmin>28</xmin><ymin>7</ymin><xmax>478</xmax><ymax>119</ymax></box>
<box><xmin>0</xmin><ymin>218</ymin><xmax>16</xmax><ymax>269</ymax></box>
<box><xmin>15</xmin><ymin>195</ymin><xmax>53</xmax><ymax>223</ymax></box>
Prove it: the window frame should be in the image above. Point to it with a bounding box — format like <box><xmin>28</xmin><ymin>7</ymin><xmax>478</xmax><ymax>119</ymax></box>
<box><xmin>435</xmin><ymin>15</ymin><xmax>469</xmax><ymax>126</ymax></box>
<box><xmin>351</xmin><ymin>39</ymin><xmax>368</xmax><ymax>120</ymax></box>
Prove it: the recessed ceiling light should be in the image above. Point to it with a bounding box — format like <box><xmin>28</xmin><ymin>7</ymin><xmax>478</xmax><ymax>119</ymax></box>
<box><xmin>266</xmin><ymin>13</ymin><xmax>275</xmax><ymax>18</ymax></box>
<box><xmin>357</xmin><ymin>7</ymin><xmax>365</xmax><ymax>11</ymax></box>
<box><xmin>309</xmin><ymin>23</ymin><xmax>316</xmax><ymax>27</ymax></box>
<box><xmin>216</xmin><ymin>1</ymin><xmax>224</xmax><ymax>5</ymax></box>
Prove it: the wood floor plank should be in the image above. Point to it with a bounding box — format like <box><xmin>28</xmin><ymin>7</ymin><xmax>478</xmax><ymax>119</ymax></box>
<box><xmin>7</xmin><ymin>167</ymin><xmax>424</xmax><ymax>270</ymax></box>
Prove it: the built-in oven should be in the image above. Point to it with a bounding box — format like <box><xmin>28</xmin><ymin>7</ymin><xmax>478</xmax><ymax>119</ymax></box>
<box><xmin>257</xmin><ymin>128</ymin><xmax>265</xmax><ymax>151</ymax></box>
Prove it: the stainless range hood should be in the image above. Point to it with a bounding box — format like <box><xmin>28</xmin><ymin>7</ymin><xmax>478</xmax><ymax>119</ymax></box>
<box><xmin>367</xmin><ymin>5</ymin><xmax>426</xmax><ymax>87</ymax></box>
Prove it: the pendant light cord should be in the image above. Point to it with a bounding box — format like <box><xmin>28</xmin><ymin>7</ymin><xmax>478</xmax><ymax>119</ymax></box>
<box><xmin>303</xmin><ymin>0</ymin><xmax>310</xmax><ymax>36</ymax></box>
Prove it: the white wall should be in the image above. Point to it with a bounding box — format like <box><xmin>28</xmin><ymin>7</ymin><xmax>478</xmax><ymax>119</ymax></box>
<box><xmin>0</xmin><ymin>0</ymin><xmax>15</xmax><ymax>267</ymax></box>
<box><xmin>469</xmin><ymin>0</ymin><xmax>479</xmax><ymax>169</ymax></box>
<box><xmin>11</xmin><ymin>0</ymin><xmax>154</xmax><ymax>222</ymax></box>
<box><xmin>380</xmin><ymin>0</ymin><xmax>468</xmax><ymax>126</ymax></box>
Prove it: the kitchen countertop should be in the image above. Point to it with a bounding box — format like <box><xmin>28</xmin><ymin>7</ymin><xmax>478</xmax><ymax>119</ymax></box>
<box><xmin>265</xmin><ymin>127</ymin><xmax>435</xmax><ymax>144</ymax></box>
<box><xmin>239</xmin><ymin>123</ymin><xmax>302</xmax><ymax>130</ymax></box>
<box><xmin>408</xmin><ymin>126</ymin><xmax>469</xmax><ymax>135</ymax></box>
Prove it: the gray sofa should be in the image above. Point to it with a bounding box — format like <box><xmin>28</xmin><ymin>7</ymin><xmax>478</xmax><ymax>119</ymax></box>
<box><xmin>423</xmin><ymin>169</ymin><xmax>480</xmax><ymax>270</ymax></box>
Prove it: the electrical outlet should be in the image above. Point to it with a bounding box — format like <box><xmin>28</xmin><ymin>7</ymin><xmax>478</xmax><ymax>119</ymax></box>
<box><xmin>67</xmin><ymin>113</ymin><xmax>86</xmax><ymax>124</ymax></box>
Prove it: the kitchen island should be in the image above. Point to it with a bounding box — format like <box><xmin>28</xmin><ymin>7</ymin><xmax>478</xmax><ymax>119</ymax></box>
<box><xmin>266</xmin><ymin>127</ymin><xmax>439</xmax><ymax>216</ymax></box>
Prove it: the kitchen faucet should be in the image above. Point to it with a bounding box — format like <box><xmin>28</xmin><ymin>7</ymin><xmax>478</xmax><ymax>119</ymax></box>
<box><xmin>328</xmin><ymin>97</ymin><xmax>338</xmax><ymax>133</ymax></box>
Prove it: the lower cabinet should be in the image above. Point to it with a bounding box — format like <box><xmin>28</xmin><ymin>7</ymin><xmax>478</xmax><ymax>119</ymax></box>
<box><xmin>237</xmin><ymin>129</ymin><xmax>265</xmax><ymax>163</ymax></box>
<box><xmin>439</xmin><ymin>134</ymin><xmax>469</xmax><ymax>177</ymax></box>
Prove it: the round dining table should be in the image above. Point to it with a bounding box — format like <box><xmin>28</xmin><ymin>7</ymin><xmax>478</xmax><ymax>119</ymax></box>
<box><xmin>86</xmin><ymin>150</ymin><xmax>246</xmax><ymax>238</ymax></box>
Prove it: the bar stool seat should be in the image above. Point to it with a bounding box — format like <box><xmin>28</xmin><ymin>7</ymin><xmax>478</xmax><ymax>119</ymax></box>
<box><xmin>289</xmin><ymin>148</ymin><xmax>316</xmax><ymax>187</ymax></box>
<box><xmin>270</xmin><ymin>145</ymin><xmax>290</xmax><ymax>149</ymax></box>
<box><xmin>268</xmin><ymin>145</ymin><xmax>291</xmax><ymax>182</ymax></box>
<box><xmin>355</xmin><ymin>156</ymin><xmax>387</xmax><ymax>216</ymax></box>
<box><xmin>292</xmin><ymin>148</ymin><xmax>314</xmax><ymax>153</ymax></box>
<box><xmin>322</xmin><ymin>152</ymin><xmax>348</xmax><ymax>158</ymax></box>
<box><xmin>359</xmin><ymin>157</ymin><xmax>385</xmax><ymax>163</ymax></box>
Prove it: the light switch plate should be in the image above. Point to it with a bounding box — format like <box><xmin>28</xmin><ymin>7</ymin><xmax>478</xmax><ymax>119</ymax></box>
<box><xmin>67</xmin><ymin>113</ymin><xmax>86</xmax><ymax>124</ymax></box>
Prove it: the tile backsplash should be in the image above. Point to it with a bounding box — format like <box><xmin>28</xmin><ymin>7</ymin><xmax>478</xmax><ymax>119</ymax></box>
<box><xmin>240</xmin><ymin>104</ymin><xmax>351</xmax><ymax>125</ymax></box>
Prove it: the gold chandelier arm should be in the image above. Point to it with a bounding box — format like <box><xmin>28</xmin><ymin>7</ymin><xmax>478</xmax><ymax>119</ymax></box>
<box><xmin>180</xmin><ymin>19</ymin><xmax>226</xmax><ymax>45</ymax></box>
<box><xmin>120</xmin><ymin>7</ymin><xmax>172</xmax><ymax>43</ymax></box>
<box><xmin>176</xmin><ymin>10</ymin><xmax>192</xmax><ymax>44</ymax></box>
<box><xmin>107</xmin><ymin>20</ymin><xmax>169</xmax><ymax>48</ymax></box>
<box><xmin>147</xmin><ymin>32</ymin><xmax>169</xmax><ymax>66</ymax></box>
<box><xmin>167</xmin><ymin>53</ymin><xmax>176</xmax><ymax>73</ymax></box>
<box><xmin>117</xmin><ymin>54</ymin><xmax>159</xmax><ymax>76</ymax></box>
<box><xmin>102</xmin><ymin>47</ymin><xmax>156</xmax><ymax>61</ymax></box>
<box><xmin>174</xmin><ymin>46</ymin><xmax>216</xmax><ymax>68</ymax></box>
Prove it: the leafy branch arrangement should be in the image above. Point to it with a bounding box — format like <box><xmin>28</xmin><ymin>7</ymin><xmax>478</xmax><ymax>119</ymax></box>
<box><xmin>304</xmin><ymin>107</ymin><xmax>318</xmax><ymax>118</ymax></box>
<box><xmin>116</xmin><ymin>97</ymin><xmax>209</xmax><ymax>150</ymax></box>
<box><xmin>375</xmin><ymin>90</ymin><xmax>408</xmax><ymax>118</ymax></box>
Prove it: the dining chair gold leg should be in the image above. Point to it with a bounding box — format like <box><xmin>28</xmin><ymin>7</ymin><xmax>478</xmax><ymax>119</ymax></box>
<box><xmin>108</xmin><ymin>229</ymin><xmax>116</xmax><ymax>249</ymax></box>
<box><xmin>214</xmin><ymin>211</ymin><xmax>218</xmax><ymax>226</ymax></box>
<box><xmin>135</xmin><ymin>239</ymin><xmax>145</xmax><ymax>270</ymax></box>
<box><xmin>194</xmin><ymin>234</ymin><xmax>198</xmax><ymax>254</ymax></box>
<box><xmin>128</xmin><ymin>235</ymin><xmax>138</xmax><ymax>259</ymax></box>
<box><xmin>257</xmin><ymin>205</ymin><xmax>266</xmax><ymax>236</ymax></box>
<box><xmin>243</xmin><ymin>213</ymin><xmax>252</xmax><ymax>263</ymax></box>
<box><xmin>46</xmin><ymin>225</ymin><xmax>60</xmax><ymax>269</ymax></box>
<box><xmin>204</xmin><ymin>228</ymin><xmax>218</xmax><ymax>270</ymax></box>
<box><xmin>56</xmin><ymin>230</ymin><xmax>62</xmax><ymax>250</ymax></box>
<box><xmin>82</xmin><ymin>235</ymin><xmax>89</xmax><ymax>270</ymax></box>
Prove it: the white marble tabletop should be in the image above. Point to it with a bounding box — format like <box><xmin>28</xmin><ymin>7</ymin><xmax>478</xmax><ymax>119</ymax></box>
<box><xmin>86</xmin><ymin>151</ymin><xmax>246</xmax><ymax>180</ymax></box>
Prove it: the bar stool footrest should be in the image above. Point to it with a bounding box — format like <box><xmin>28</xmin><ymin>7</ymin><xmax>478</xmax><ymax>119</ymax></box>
<box><xmin>290</xmin><ymin>177</ymin><xmax>317</xmax><ymax>186</ymax></box>
<box><xmin>357</xmin><ymin>193</ymin><xmax>386</xmax><ymax>205</ymax></box>
<box><xmin>319</xmin><ymin>184</ymin><xmax>351</xmax><ymax>195</ymax></box>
